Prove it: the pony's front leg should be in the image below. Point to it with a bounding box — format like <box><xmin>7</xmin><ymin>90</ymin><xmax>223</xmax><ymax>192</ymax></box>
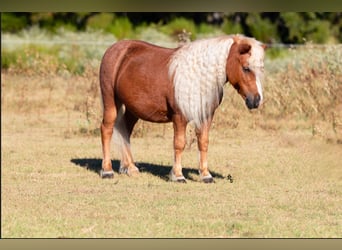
<box><xmin>170</xmin><ymin>114</ymin><xmax>187</xmax><ymax>183</ymax></box>
<box><xmin>196</xmin><ymin>119</ymin><xmax>214</xmax><ymax>183</ymax></box>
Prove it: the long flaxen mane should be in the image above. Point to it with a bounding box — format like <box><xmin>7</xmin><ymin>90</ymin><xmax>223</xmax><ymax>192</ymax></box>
<box><xmin>168</xmin><ymin>35</ymin><xmax>264</xmax><ymax>128</ymax></box>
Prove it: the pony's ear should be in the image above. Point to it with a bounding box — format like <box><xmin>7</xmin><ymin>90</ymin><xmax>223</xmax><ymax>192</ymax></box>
<box><xmin>238</xmin><ymin>43</ymin><xmax>251</xmax><ymax>55</ymax></box>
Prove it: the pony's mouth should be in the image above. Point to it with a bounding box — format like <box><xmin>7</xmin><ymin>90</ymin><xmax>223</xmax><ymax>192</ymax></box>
<box><xmin>245</xmin><ymin>94</ymin><xmax>261</xmax><ymax>109</ymax></box>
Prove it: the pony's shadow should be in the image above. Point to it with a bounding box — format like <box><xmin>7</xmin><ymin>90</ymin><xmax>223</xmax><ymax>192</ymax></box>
<box><xmin>70</xmin><ymin>158</ymin><xmax>224</xmax><ymax>182</ymax></box>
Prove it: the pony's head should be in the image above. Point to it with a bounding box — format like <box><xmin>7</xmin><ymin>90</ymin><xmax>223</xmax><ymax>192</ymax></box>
<box><xmin>226</xmin><ymin>35</ymin><xmax>266</xmax><ymax>109</ymax></box>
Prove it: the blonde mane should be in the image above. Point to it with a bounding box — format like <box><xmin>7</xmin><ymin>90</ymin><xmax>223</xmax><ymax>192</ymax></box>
<box><xmin>169</xmin><ymin>36</ymin><xmax>234</xmax><ymax>128</ymax></box>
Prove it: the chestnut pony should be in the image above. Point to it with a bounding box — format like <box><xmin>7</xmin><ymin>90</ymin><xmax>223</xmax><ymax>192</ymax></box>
<box><xmin>99</xmin><ymin>34</ymin><xmax>266</xmax><ymax>183</ymax></box>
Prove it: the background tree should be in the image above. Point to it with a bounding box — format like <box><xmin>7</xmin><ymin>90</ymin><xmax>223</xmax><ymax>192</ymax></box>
<box><xmin>2</xmin><ymin>12</ymin><xmax>341</xmax><ymax>44</ymax></box>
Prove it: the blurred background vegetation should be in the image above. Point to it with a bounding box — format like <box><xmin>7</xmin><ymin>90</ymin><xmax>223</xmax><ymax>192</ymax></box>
<box><xmin>2</xmin><ymin>12</ymin><xmax>342</xmax><ymax>44</ymax></box>
<box><xmin>2</xmin><ymin>12</ymin><xmax>342</xmax><ymax>143</ymax></box>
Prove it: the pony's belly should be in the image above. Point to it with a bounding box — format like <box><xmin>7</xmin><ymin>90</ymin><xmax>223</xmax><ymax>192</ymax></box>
<box><xmin>117</xmin><ymin>80</ymin><xmax>174</xmax><ymax>123</ymax></box>
<box><xmin>124</xmin><ymin>102</ymin><xmax>172</xmax><ymax>123</ymax></box>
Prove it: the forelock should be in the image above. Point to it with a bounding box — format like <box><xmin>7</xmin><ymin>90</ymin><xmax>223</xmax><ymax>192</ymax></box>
<box><xmin>247</xmin><ymin>39</ymin><xmax>265</xmax><ymax>77</ymax></box>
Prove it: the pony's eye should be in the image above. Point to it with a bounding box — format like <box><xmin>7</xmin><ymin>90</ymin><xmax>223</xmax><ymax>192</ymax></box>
<box><xmin>243</xmin><ymin>66</ymin><xmax>250</xmax><ymax>73</ymax></box>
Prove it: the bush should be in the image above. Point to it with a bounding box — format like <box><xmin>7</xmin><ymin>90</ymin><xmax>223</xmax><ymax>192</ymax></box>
<box><xmin>108</xmin><ymin>16</ymin><xmax>133</xmax><ymax>40</ymax></box>
<box><xmin>1</xmin><ymin>45</ymin><xmax>60</xmax><ymax>75</ymax></box>
<box><xmin>159</xmin><ymin>17</ymin><xmax>197</xmax><ymax>40</ymax></box>
<box><xmin>221</xmin><ymin>18</ymin><xmax>243</xmax><ymax>35</ymax></box>
<box><xmin>265</xmin><ymin>47</ymin><xmax>290</xmax><ymax>60</ymax></box>
<box><xmin>29</xmin><ymin>13</ymin><xmax>78</xmax><ymax>33</ymax></box>
<box><xmin>246</xmin><ymin>13</ymin><xmax>279</xmax><ymax>43</ymax></box>
<box><xmin>1</xmin><ymin>50</ymin><xmax>17</xmax><ymax>69</ymax></box>
<box><xmin>280</xmin><ymin>12</ymin><xmax>304</xmax><ymax>43</ymax></box>
<box><xmin>196</xmin><ymin>22</ymin><xmax>219</xmax><ymax>35</ymax></box>
<box><xmin>86</xmin><ymin>13</ymin><xmax>115</xmax><ymax>32</ymax></box>
<box><xmin>1</xmin><ymin>13</ymin><xmax>28</xmax><ymax>32</ymax></box>
<box><xmin>305</xmin><ymin>20</ymin><xmax>331</xmax><ymax>44</ymax></box>
<box><xmin>280</xmin><ymin>13</ymin><xmax>332</xmax><ymax>44</ymax></box>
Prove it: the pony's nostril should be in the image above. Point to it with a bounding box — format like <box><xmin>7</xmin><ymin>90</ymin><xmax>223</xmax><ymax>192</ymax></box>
<box><xmin>245</xmin><ymin>95</ymin><xmax>254</xmax><ymax>109</ymax></box>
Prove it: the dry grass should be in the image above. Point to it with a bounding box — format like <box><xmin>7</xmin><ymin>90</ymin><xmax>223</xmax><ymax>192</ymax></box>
<box><xmin>2</xmin><ymin>105</ymin><xmax>341</xmax><ymax>238</ymax></box>
<box><xmin>1</xmin><ymin>40</ymin><xmax>342</xmax><ymax>238</ymax></box>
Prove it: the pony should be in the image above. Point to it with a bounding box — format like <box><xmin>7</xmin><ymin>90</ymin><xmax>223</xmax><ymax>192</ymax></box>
<box><xmin>99</xmin><ymin>34</ymin><xmax>266</xmax><ymax>183</ymax></box>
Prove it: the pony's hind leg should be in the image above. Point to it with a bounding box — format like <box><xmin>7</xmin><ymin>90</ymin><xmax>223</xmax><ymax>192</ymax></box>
<box><xmin>100</xmin><ymin>103</ymin><xmax>117</xmax><ymax>179</ymax></box>
<box><xmin>116</xmin><ymin>109</ymin><xmax>140</xmax><ymax>176</ymax></box>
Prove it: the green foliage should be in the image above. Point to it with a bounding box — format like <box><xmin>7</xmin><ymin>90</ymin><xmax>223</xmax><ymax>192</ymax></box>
<box><xmin>159</xmin><ymin>17</ymin><xmax>197</xmax><ymax>40</ymax></box>
<box><xmin>280</xmin><ymin>13</ymin><xmax>304</xmax><ymax>43</ymax></box>
<box><xmin>108</xmin><ymin>16</ymin><xmax>134</xmax><ymax>40</ymax></box>
<box><xmin>29</xmin><ymin>13</ymin><xmax>55</xmax><ymax>31</ymax></box>
<box><xmin>305</xmin><ymin>20</ymin><xmax>331</xmax><ymax>43</ymax></box>
<box><xmin>1</xmin><ymin>50</ymin><xmax>17</xmax><ymax>69</ymax></box>
<box><xmin>265</xmin><ymin>47</ymin><xmax>290</xmax><ymax>60</ymax></box>
<box><xmin>30</xmin><ymin>13</ymin><xmax>78</xmax><ymax>33</ymax></box>
<box><xmin>86</xmin><ymin>13</ymin><xmax>115</xmax><ymax>32</ymax></box>
<box><xmin>196</xmin><ymin>22</ymin><xmax>219</xmax><ymax>35</ymax></box>
<box><xmin>280</xmin><ymin>12</ymin><xmax>332</xmax><ymax>44</ymax></box>
<box><xmin>1</xmin><ymin>45</ymin><xmax>61</xmax><ymax>75</ymax></box>
<box><xmin>246</xmin><ymin>13</ymin><xmax>279</xmax><ymax>43</ymax></box>
<box><xmin>221</xmin><ymin>18</ymin><xmax>243</xmax><ymax>35</ymax></box>
<box><xmin>1</xmin><ymin>13</ymin><xmax>28</xmax><ymax>32</ymax></box>
<box><xmin>2</xmin><ymin>43</ymin><xmax>87</xmax><ymax>76</ymax></box>
<box><xmin>2</xmin><ymin>13</ymin><xmax>342</xmax><ymax>44</ymax></box>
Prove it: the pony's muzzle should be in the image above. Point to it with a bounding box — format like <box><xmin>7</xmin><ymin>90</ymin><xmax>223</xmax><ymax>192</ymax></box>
<box><xmin>245</xmin><ymin>94</ymin><xmax>261</xmax><ymax>109</ymax></box>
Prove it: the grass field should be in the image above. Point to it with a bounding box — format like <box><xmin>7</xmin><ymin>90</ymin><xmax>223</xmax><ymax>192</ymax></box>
<box><xmin>1</xmin><ymin>32</ymin><xmax>342</xmax><ymax>238</ymax></box>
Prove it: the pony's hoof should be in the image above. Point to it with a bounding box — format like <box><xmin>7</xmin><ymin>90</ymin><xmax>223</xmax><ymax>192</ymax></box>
<box><xmin>177</xmin><ymin>178</ymin><xmax>187</xmax><ymax>183</ymax></box>
<box><xmin>202</xmin><ymin>177</ymin><xmax>215</xmax><ymax>183</ymax></box>
<box><xmin>119</xmin><ymin>166</ymin><xmax>140</xmax><ymax>177</ymax></box>
<box><xmin>169</xmin><ymin>170</ymin><xmax>187</xmax><ymax>183</ymax></box>
<box><xmin>100</xmin><ymin>169</ymin><xmax>114</xmax><ymax>179</ymax></box>
<box><xmin>200</xmin><ymin>172</ymin><xmax>215</xmax><ymax>183</ymax></box>
<box><xmin>128</xmin><ymin>167</ymin><xmax>140</xmax><ymax>177</ymax></box>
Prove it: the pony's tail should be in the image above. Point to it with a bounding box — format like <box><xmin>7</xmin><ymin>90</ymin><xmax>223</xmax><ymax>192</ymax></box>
<box><xmin>113</xmin><ymin>105</ymin><xmax>130</xmax><ymax>158</ymax></box>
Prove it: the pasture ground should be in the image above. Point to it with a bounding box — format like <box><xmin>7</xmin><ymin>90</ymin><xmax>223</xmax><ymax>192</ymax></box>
<box><xmin>2</xmin><ymin>72</ymin><xmax>341</xmax><ymax>238</ymax></box>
